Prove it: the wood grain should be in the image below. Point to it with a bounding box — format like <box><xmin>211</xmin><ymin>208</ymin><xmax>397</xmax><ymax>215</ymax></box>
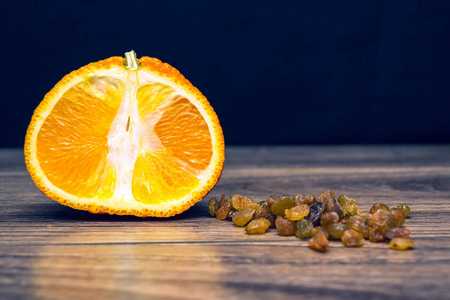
<box><xmin>1</xmin><ymin>146</ymin><xmax>450</xmax><ymax>300</ymax></box>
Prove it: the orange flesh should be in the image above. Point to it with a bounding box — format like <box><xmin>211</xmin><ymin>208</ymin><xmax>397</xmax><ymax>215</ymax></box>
<box><xmin>37</xmin><ymin>77</ymin><xmax>124</xmax><ymax>199</ymax></box>
<box><xmin>154</xmin><ymin>96</ymin><xmax>213</xmax><ymax>171</ymax></box>
<box><xmin>131</xmin><ymin>150</ymin><xmax>199</xmax><ymax>204</ymax></box>
<box><xmin>137</xmin><ymin>83</ymin><xmax>175</xmax><ymax>120</ymax></box>
<box><xmin>36</xmin><ymin>75</ymin><xmax>213</xmax><ymax>203</ymax></box>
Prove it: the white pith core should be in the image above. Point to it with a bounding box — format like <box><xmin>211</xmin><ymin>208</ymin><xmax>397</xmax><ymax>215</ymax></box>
<box><xmin>103</xmin><ymin>69</ymin><xmax>208</xmax><ymax>202</ymax></box>
<box><xmin>107</xmin><ymin>70</ymin><xmax>139</xmax><ymax>200</ymax></box>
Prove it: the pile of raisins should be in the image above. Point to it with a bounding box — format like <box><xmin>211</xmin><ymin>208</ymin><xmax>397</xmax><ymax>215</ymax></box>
<box><xmin>208</xmin><ymin>192</ymin><xmax>413</xmax><ymax>252</ymax></box>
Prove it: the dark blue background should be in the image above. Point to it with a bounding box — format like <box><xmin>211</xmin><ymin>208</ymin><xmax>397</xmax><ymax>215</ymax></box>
<box><xmin>2</xmin><ymin>0</ymin><xmax>449</xmax><ymax>146</ymax></box>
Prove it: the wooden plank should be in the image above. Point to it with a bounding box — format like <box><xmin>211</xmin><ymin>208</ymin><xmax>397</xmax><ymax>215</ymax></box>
<box><xmin>1</xmin><ymin>243</ymin><xmax>449</xmax><ymax>300</ymax></box>
<box><xmin>1</xmin><ymin>146</ymin><xmax>450</xmax><ymax>299</ymax></box>
<box><xmin>1</xmin><ymin>166</ymin><xmax>448</xmax><ymax>244</ymax></box>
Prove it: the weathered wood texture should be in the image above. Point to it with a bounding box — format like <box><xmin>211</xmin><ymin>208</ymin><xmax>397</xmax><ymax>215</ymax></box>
<box><xmin>1</xmin><ymin>146</ymin><xmax>450</xmax><ymax>300</ymax></box>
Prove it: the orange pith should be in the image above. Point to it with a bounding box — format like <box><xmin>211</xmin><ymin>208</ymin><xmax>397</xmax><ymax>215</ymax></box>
<box><xmin>25</xmin><ymin>54</ymin><xmax>224</xmax><ymax>217</ymax></box>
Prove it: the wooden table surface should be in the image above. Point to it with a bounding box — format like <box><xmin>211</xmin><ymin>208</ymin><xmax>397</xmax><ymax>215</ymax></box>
<box><xmin>1</xmin><ymin>145</ymin><xmax>450</xmax><ymax>300</ymax></box>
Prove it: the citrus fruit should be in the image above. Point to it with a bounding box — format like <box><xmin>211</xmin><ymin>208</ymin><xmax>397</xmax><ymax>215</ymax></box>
<box><xmin>25</xmin><ymin>51</ymin><xmax>225</xmax><ymax>217</ymax></box>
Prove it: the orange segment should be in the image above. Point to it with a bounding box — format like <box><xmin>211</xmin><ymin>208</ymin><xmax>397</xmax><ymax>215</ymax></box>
<box><xmin>154</xmin><ymin>96</ymin><xmax>213</xmax><ymax>171</ymax></box>
<box><xmin>132</xmin><ymin>150</ymin><xmax>200</xmax><ymax>205</ymax></box>
<box><xmin>36</xmin><ymin>76</ymin><xmax>124</xmax><ymax>199</ymax></box>
<box><xmin>132</xmin><ymin>93</ymin><xmax>212</xmax><ymax>205</ymax></box>
<box><xmin>137</xmin><ymin>83</ymin><xmax>175</xmax><ymax>121</ymax></box>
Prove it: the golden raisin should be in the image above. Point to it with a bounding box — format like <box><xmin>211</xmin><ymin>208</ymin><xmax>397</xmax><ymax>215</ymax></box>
<box><xmin>348</xmin><ymin>215</ymin><xmax>369</xmax><ymax>238</ymax></box>
<box><xmin>320</xmin><ymin>212</ymin><xmax>340</xmax><ymax>228</ymax></box>
<box><xmin>308</xmin><ymin>233</ymin><xmax>329</xmax><ymax>252</ymax></box>
<box><xmin>275</xmin><ymin>216</ymin><xmax>296</xmax><ymax>236</ymax></box>
<box><xmin>390</xmin><ymin>208</ymin><xmax>406</xmax><ymax>226</ymax></box>
<box><xmin>208</xmin><ymin>198</ymin><xmax>219</xmax><ymax>217</ymax></box>
<box><xmin>369</xmin><ymin>202</ymin><xmax>390</xmax><ymax>214</ymax></box>
<box><xmin>271</xmin><ymin>197</ymin><xmax>296</xmax><ymax>216</ymax></box>
<box><xmin>327</xmin><ymin>222</ymin><xmax>349</xmax><ymax>239</ymax></box>
<box><xmin>218</xmin><ymin>194</ymin><xmax>227</xmax><ymax>207</ymax></box>
<box><xmin>295</xmin><ymin>194</ymin><xmax>316</xmax><ymax>206</ymax></box>
<box><xmin>246</xmin><ymin>218</ymin><xmax>271</xmax><ymax>234</ymax></box>
<box><xmin>341</xmin><ymin>229</ymin><xmax>364</xmax><ymax>247</ymax></box>
<box><xmin>215</xmin><ymin>199</ymin><xmax>231</xmax><ymax>220</ymax></box>
<box><xmin>231</xmin><ymin>194</ymin><xmax>260</xmax><ymax>212</ymax></box>
<box><xmin>311</xmin><ymin>226</ymin><xmax>329</xmax><ymax>238</ymax></box>
<box><xmin>337</xmin><ymin>195</ymin><xmax>359</xmax><ymax>216</ymax></box>
<box><xmin>389</xmin><ymin>238</ymin><xmax>414</xmax><ymax>250</ymax></box>
<box><xmin>285</xmin><ymin>204</ymin><xmax>309</xmax><ymax>221</ymax></box>
<box><xmin>232</xmin><ymin>208</ymin><xmax>255</xmax><ymax>226</ymax></box>
<box><xmin>369</xmin><ymin>227</ymin><xmax>385</xmax><ymax>243</ymax></box>
<box><xmin>317</xmin><ymin>191</ymin><xmax>335</xmax><ymax>203</ymax></box>
<box><xmin>385</xmin><ymin>228</ymin><xmax>411</xmax><ymax>239</ymax></box>
<box><xmin>369</xmin><ymin>210</ymin><xmax>397</xmax><ymax>231</ymax></box>
<box><xmin>392</xmin><ymin>204</ymin><xmax>410</xmax><ymax>218</ymax></box>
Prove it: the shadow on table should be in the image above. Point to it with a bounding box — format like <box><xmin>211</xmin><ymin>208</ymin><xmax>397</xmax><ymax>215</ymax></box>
<box><xmin>22</xmin><ymin>200</ymin><xmax>208</xmax><ymax>223</ymax></box>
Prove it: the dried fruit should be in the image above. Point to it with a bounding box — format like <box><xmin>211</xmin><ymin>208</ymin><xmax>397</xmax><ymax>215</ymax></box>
<box><xmin>327</xmin><ymin>222</ymin><xmax>350</xmax><ymax>239</ymax></box>
<box><xmin>258</xmin><ymin>200</ymin><xmax>273</xmax><ymax>215</ymax></box>
<box><xmin>385</xmin><ymin>228</ymin><xmax>411</xmax><ymax>239</ymax></box>
<box><xmin>369</xmin><ymin>202</ymin><xmax>390</xmax><ymax>214</ymax></box>
<box><xmin>308</xmin><ymin>233</ymin><xmax>329</xmax><ymax>252</ymax></box>
<box><xmin>231</xmin><ymin>194</ymin><xmax>259</xmax><ymax>211</ymax></box>
<box><xmin>320</xmin><ymin>212</ymin><xmax>340</xmax><ymax>228</ymax></box>
<box><xmin>285</xmin><ymin>204</ymin><xmax>309</xmax><ymax>221</ymax></box>
<box><xmin>232</xmin><ymin>208</ymin><xmax>256</xmax><ymax>226</ymax></box>
<box><xmin>389</xmin><ymin>238</ymin><xmax>414</xmax><ymax>250</ymax></box>
<box><xmin>208</xmin><ymin>198</ymin><xmax>219</xmax><ymax>217</ymax></box>
<box><xmin>215</xmin><ymin>199</ymin><xmax>231</xmax><ymax>220</ymax></box>
<box><xmin>271</xmin><ymin>197</ymin><xmax>296</xmax><ymax>216</ymax></box>
<box><xmin>369</xmin><ymin>227</ymin><xmax>385</xmax><ymax>243</ymax></box>
<box><xmin>255</xmin><ymin>201</ymin><xmax>272</xmax><ymax>215</ymax></box>
<box><xmin>266</xmin><ymin>214</ymin><xmax>277</xmax><ymax>228</ymax></box>
<box><xmin>265</xmin><ymin>197</ymin><xmax>276</xmax><ymax>206</ymax></box>
<box><xmin>323</xmin><ymin>198</ymin><xmax>344</xmax><ymax>218</ymax></box>
<box><xmin>254</xmin><ymin>213</ymin><xmax>276</xmax><ymax>228</ymax></box>
<box><xmin>253</xmin><ymin>200</ymin><xmax>276</xmax><ymax>227</ymax></box>
<box><xmin>307</xmin><ymin>202</ymin><xmax>325</xmax><ymax>226</ymax></box>
<box><xmin>317</xmin><ymin>191</ymin><xmax>335</xmax><ymax>203</ymax></box>
<box><xmin>269</xmin><ymin>195</ymin><xmax>287</xmax><ymax>202</ymax></box>
<box><xmin>359</xmin><ymin>212</ymin><xmax>371</xmax><ymax>222</ymax></box>
<box><xmin>356</xmin><ymin>207</ymin><xmax>364</xmax><ymax>215</ymax></box>
<box><xmin>369</xmin><ymin>210</ymin><xmax>397</xmax><ymax>231</ymax></box>
<box><xmin>390</xmin><ymin>208</ymin><xmax>406</xmax><ymax>226</ymax></box>
<box><xmin>392</xmin><ymin>204</ymin><xmax>410</xmax><ymax>218</ymax></box>
<box><xmin>295</xmin><ymin>219</ymin><xmax>314</xmax><ymax>239</ymax></box>
<box><xmin>337</xmin><ymin>195</ymin><xmax>359</xmax><ymax>216</ymax></box>
<box><xmin>219</xmin><ymin>194</ymin><xmax>227</xmax><ymax>206</ymax></box>
<box><xmin>275</xmin><ymin>216</ymin><xmax>296</xmax><ymax>236</ymax></box>
<box><xmin>311</xmin><ymin>226</ymin><xmax>329</xmax><ymax>238</ymax></box>
<box><xmin>210</xmin><ymin>192</ymin><xmax>413</xmax><ymax>253</ymax></box>
<box><xmin>348</xmin><ymin>215</ymin><xmax>369</xmax><ymax>238</ymax></box>
<box><xmin>246</xmin><ymin>218</ymin><xmax>271</xmax><ymax>234</ymax></box>
<box><xmin>295</xmin><ymin>194</ymin><xmax>316</xmax><ymax>206</ymax></box>
<box><xmin>341</xmin><ymin>229</ymin><xmax>364</xmax><ymax>247</ymax></box>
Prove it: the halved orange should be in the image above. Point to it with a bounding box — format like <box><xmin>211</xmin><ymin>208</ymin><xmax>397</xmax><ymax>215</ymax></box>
<box><xmin>25</xmin><ymin>51</ymin><xmax>224</xmax><ymax>217</ymax></box>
